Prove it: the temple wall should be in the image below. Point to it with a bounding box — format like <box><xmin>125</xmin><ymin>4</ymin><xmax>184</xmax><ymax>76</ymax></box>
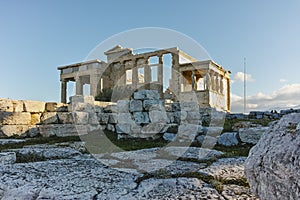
<box><xmin>0</xmin><ymin>92</ymin><xmax>223</xmax><ymax>142</ymax></box>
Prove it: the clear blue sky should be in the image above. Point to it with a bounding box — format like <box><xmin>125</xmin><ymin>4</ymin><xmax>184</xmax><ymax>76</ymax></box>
<box><xmin>1</xmin><ymin>0</ymin><xmax>299</xmax><ymax>112</ymax></box>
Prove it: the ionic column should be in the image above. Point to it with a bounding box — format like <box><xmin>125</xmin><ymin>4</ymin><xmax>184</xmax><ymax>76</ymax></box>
<box><xmin>171</xmin><ymin>53</ymin><xmax>180</xmax><ymax>97</ymax></box>
<box><xmin>132</xmin><ymin>59</ymin><xmax>138</xmax><ymax>89</ymax></box>
<box><xmin>144</xmin><ymin>57</ymin><xmax>151</xmax><ymax>89</ymax></box>
<box><xmin>158</xmin><ymin>55</ymin><xmax>164</xmax><ymax>97</ymax></box>
<box><xmin>61</xmin><ymin>79</ymin><xmax>67</xmax><ymax>103</ymax></box>
<box><xmin>75</xmin><ymin>76</ymin><xmax>83</xmax><ymax>95</ymax></box>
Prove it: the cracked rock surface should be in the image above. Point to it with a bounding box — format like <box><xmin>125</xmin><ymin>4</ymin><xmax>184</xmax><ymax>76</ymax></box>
<box><xmin>245</xmin><ymin>113</ymin><xmax>300</xmax><ymax>200</ymax></box>
<box><xmin>0</xmin><ymin>145</ymin><xmax>259</xmax><ymax>199</ymax></box>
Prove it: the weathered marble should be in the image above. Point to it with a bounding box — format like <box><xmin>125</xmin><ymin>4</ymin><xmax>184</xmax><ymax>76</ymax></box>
<box><xmin>245</xmin><ymin>113</ymin><xmax>300</xmax><ymax>200</ymax></box>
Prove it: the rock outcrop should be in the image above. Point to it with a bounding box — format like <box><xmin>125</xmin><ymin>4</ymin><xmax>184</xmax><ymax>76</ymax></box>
<box><xmin>245</xmin><ymin>113</ymin><xmax>300</xmax><ymax>200</ymax></box>
<box><xmin>0</xmin><ymin>145</ymin><xmax>259</xmax><ymax>199</ymax></box>
<box><xmin>238</xmin><ymin>127</ymin><xmax>269</xmax><ymax>144</ymax></box>
<box><xmin>217</xmin><ymin>132</ymin><xmax>239</xmax><ymax>146</ymax></box>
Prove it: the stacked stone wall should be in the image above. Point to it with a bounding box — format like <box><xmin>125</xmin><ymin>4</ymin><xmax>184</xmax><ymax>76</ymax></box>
<box><xmin>0</xmin><ymin>91</ymin><xmax>226</xmax><ymax>146</ymax></box>
<box><xmin>0</xmin><ymin>97</ymin><xmax>106</xmax><ymax>138</ymax></box>
<box><xmin>105</xmin><ymin>90</ymin><xmax>226</xmax><ymax>146</ymax></box>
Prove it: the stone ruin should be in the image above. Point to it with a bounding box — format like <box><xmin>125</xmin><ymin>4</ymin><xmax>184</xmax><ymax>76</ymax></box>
<box><xmin>111</xmin><ymin>90</ymin><xmax>203</xmax><ymax>141</ymax></box>
<box><xmin>0</xmin><ymin>90</ymin><xmax>226</xmax><ymax>148</ymax></box>
<box><xmin>58</xmin><ymin>45</ymin><xmax>231</xmax><ymax>112</ymax></box>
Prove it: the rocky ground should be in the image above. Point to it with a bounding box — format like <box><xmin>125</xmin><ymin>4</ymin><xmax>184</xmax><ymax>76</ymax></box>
<box><xmin>0</xmin><ymin>140</ymin><xmax>260</xmax><ymax>200</ymax></box>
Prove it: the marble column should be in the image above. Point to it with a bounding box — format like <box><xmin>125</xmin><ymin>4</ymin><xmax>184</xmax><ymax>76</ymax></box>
<box><xmin>171</xmin><ymin>53</ymin><xmax>180</xmax><ymax>97</ymax></box>
<box><xmin>75</xmin><ymin>77</ymin><xmax>83</xmax><ymax>95</ymax></box>
<box><xmin>61</xmin><ymin>79</ymin><xmax>67</xmax><ymax>103</ymax></box>
<box><xmin>158</xmin><ymin>55</ymin><xmax>164</xmax><ymax>97</ymax></box>
<box><xmin>144</xmin><ymin>57</ymin><xmax>151</xmax><ymax>89</ymax></box>
<box><xmin>132</xmin><ymin>59</ymin><xmax>138</xmax><ymax>89</ymax></box>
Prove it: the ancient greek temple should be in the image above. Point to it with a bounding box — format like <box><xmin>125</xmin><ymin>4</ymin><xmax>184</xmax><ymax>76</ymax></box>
<box><xmin>58</xmin><ymin>45</ymin><xmax>231</xmax><ymax>111</ymax></box>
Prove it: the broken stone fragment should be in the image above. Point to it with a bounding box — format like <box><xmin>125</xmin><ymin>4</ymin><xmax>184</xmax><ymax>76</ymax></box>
<box><xmin>143</xmin><ymin>100</ymin><xmax>164</xmax><ymax>111</ymax></box>
<box><xmin>68</xmin><ymin>102</ymin><xmax>94</xmax><ymax>112</ymax></box>
<box><xmin>97</xmin><ymin>113</ymin><xmax>109</xmax><ymax>124</ymax></box>
<box><xmin>163</xmin><ymin>132</ymin><xmax>176</xmax><ymax>141</ymax></box>
<box><xmin>0</xmin><ymin>99</ymin><xmax>13</xmax><ymax>112</ymax></box>
<box><xmin>28</xmin><ymin>125</ymin><xmax>40</xmax><ymax>137</ymax></box>
<box><xmin>45</xmin><ymin>102</ymin><xmax>68</xmax><ymax>112</ymax></box>
<box><xmin>73</xmin><ymin>112</ymin><xmax>89</xmax><ymax>125</ymax></box>
<box><xmin>57</xmin><ymin>112</ymin><xmax>74</xmax><ymax>124</ymax></box>
<box><xmin>129</xmin><ymin>100</ymin><xmax>143</xmax><ymax>112</ymax></box>
<box><xmin>133</xmin><ymin>90</ymin><xmax>160</xmax><ymax>100</ymax></box>
<box><xmin>117</xmin><ymin>100</ymin><xmax>130</xmax><ymax>113</ymax></box>
<box><xmin>140</xmin><ymin>123</ymin><xmax>164</xmax><ymax>137</ymax></box>
<box><xmin>39</xmin><ymin>124</ymin><xmax>87</xmax><ymax>137</ymax></box>
<box><xmin>176</xmin><ymin>124</ymin><xmax>198</xmax><ymax>142</ymax></box>
<box><xmin>117</xmin><ymin>113</ymin><xmax>134</xmax><ymax>124</ymax></box>
<box><xmin>69</xmin><ymin>95</ymin><xmax>94</xmax><ymax>104</ymax></box>
<box><xmin>103</xmin><ymin>105</ymin><xmax>118</xmax><ymax>113</ymax></box>
<box><xmin>12</xmin><ymin>100</ymin><xmax>24</xmax><ymax>112</ymax></box>
<box><xmin>0</xmin><ymin>112</ymin><xmax>31</xmax><ymax>125</ymax></box>
<box><xmin>238</xmin><ymin>127</ymin><xmax>269</xmax><ymax>144</ymax></box>
<box><xmin>217</xmin><ymin>132</ymin><xmax>239</xmax><ymax>146</ymax></box>
<box><xmin>0</xmin><ymin>125</ymin><xmax>29</xmax><ymax>137</ymax></box>
<box><xmin>41</xmin><ymin>112</ymin><xmax>58</xmax><ymax>124</ymax></box>
<box><xmin>148</xmin><ymin>110</ymin><xmax>168</xmax><ymax>123</ymax></box>
<box><xmin>116</xmin><ymin>123</ymin><xmax>131</xmax><ymax>134</ymax></box>
<box><xmin>180</xmin><ymin>102</ymin><xmax>199</xmax><ymax>112</ymax></box>
<box><xmin>23</xmin><ymin>100</ymin><xmax>45</xmax><ymax>113</ymax></box>
<box><xmin>133</xmin><ymin>112</ymin><xmax>149</xmax><ymax>124</ymax></box>
<box><xmin>30</xmin><ymin>113</ymin><xmax>41</xmax><ymax>125</ymax></box>
<box><xmin>88</xmin><ymin>113</ymin><xmax>99</xmax><ymax>125</ymax></box>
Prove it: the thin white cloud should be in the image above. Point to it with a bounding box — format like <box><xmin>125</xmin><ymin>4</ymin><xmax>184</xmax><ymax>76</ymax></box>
<box><xmin>279</xmin><ymin>78</ymin><xmax>288</xmax><ymax>83</ymax></box>
<box><xmin>233</xmin><ymin>72</ymin><xmax>255</xmax><ymax>82</ymax></box>
<box><xmin>230</xmin><ymin>93</ymin><xmax>242</xmax><ymax>101</ymax></box>
<box><xmin>231</xmin><ymin>84</ymin><xmax>300</xmax><ymax>113</ymax></box>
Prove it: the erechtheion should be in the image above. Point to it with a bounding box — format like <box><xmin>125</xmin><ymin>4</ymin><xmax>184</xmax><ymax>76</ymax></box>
<box><xmin>58</xmin><ymin>45</ymin><xmax>231</xmax><ymax>111</ymax></box>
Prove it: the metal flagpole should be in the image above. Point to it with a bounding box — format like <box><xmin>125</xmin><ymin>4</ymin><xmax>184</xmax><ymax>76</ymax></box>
<box><xmin>244</xmin><ymin>57</ymin><xmax>246</xmax><ymax>114</ymax></box>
